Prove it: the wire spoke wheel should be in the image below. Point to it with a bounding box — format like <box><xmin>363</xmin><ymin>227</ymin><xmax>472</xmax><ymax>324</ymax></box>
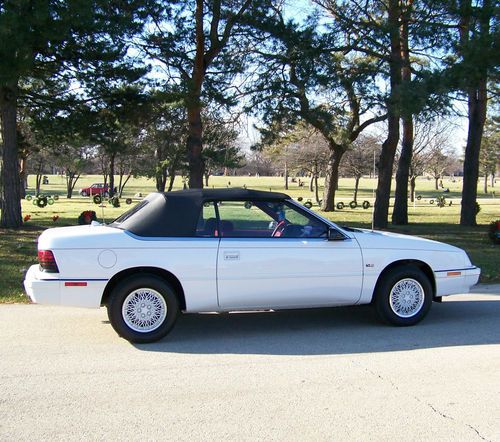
<box><xmin>122</xmin><ymin>288</ymin><xmax>167</xmax><ymax>333</ymax></box>
<box><xmin>389</xmin><ymin>278</ymin><xmax>425</xmax><ymax>318</ymax></box>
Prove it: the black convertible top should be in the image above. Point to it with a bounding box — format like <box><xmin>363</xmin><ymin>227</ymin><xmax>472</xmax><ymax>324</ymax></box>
<box><xmin>112</xmin><ymin>188</ymin><xmax>290</xmax><ymax>237</ymax></box>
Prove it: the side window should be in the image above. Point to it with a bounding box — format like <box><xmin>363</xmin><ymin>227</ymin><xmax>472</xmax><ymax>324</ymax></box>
<box><xmin>196</xmin><ymin>202</ymin><xmax>218</xmax><ymax>237</ymax></box>
<box><xmin>217</xmin><ymin>201</ymin><xmax>276</xmax><ymax>237</ymax></box>
<box><xmin>216</xmin><ymin>200</ymin><xmax>328</xmax><ymax>238</ymax></box>
<box><xmin>280</xmin><ymin>202</ymin><xmax>328</xmax><ymax>238</ymax></box>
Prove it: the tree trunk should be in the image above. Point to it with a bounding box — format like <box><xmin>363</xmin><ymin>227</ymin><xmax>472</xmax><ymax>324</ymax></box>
<box><xmin>284</xmin><ymin>161</ymin><xmax>288</xmax><ymax>190</ymax></box>
<box><xmin>167</xmin><ymin>167</ymin><xmax>176</xmax><ymax>192</ymax></box>
<box><xmin>353</xmin><ymin>176</ymin><xmax>360</xmax><ymax>203</ymax></box>
<box><xmin>119</xmin><ymin>174</ymin><xmax>131</xmax><ymax>198</ymax></box>
<box><xmin>313</xmin><ymin>163</ymin><xmax>320</xmax><ymax>205</ymax></box>
<box><xmin>187</xmin><ymin>0</ymin><xmax>206</xmax><ymax>189</ymax></box>
<box><xmin>187</xmin><ymin>107</ymin><xmax>204</xmax><ymax>188</ymax></box>
<box><xmin>410</xmin><ymin>176</ymin><xmax>416</xmax><ymax>202</ymax></box>
<box><xmin>118</xmin><ymin>173</ymin><xmax>124</xmax><ymax>197</ymax></box>
<box><xmin>66</xmin><ymin>172</ymin><xmax>80</xmax><ymax>199</ymax></box>
<box><xmin>205</xmin><ymin>172</ymin><xmax>210</xmax><ymax>187</ymax></box>
<box><xmin>167</xmin><ymin>173</ymin><xmax>175</xmax><ymax>192</ymax></box>
<box><xmin>109</xmin><ymin>153</ymin><xmax>116</xmax><ymax>197</ymax></box>
<box><xmin>314</xmin><ymin>175</ymin><xmax>320</xmax><ymax>205</ymax></box>
<box><xmin>435</xmin><ymin>177</ymin><xmax>439</xmax><ymax>190</ymax></box>
<box><xmin>321</xmin><ymin>149</ymin><xmax>344</xmax><ymax>211</ymax></box>
<box><xmin>391</xmin><ymin>0</ymin><xmax>413</xmax><ymax>227</ymax></box>
<box><xmin>491</xmin><ymin>173</ymin><xmax>495</xmax><ymax>187</ymax></box>
<box><xmin>36</xmin><ymin>174</ymin><xmax>42</xmax><ymax>194</ymax></box>
<box><xmin>309</xmin><ymin>174</ymin><xmax>314</xmax><ymax>192</ymax></box>
<box><xmin>484</xmin><ymin>173</ymin><xmax>488</xmax><ymax>194</ymax></box>
<box><xmin>19</xmin><ymin>156</ymin><xmax>27</xmax><ymax>199</ymax></box>
<box><xmin>373</xmin><ymin>0</ymin><xmax>402</xmax><ymax>229</ymax></box>
<box><xmin>156</xmin><ymin>168</ymin><xmax>167</xmax><ymax>192</ymax></box>
<box><xmin>0</xmin><ymin>83</ymin><xmax>22</xmax><ymax>228</ymax></box>
<box><xmin>392</xmin><ymin>117</ymin><xmax>413</xmax><ymax>225</ymax></box>
<box><xmin>460</xmin><ymin>82</ymin><xmax>487</xmax><ymax>225</ymax></box>
<box><xmin>459</xmin><ymin>0</ymin><xmax>490</xmax><ymax>226</ymax></box>
<box><xmin>66</xmin><ymin>174</ymin><xmax>72</xmax><ymax>199</ymax></box>
<box><xmin>373</xmin><ymin>113</ymin><xmax>400</xmax><ymax>229</ymax></box>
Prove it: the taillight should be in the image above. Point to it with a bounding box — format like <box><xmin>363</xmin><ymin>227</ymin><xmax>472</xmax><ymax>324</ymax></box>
<box><xmin>38</xmin><ymin>250</ymin><xmax>59</xmax><ymax>273</ymax></box>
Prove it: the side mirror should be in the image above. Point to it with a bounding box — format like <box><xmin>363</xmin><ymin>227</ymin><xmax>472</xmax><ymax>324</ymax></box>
<box><xmin>327</xmin><ymin>227</ymin><xmax>346</xmax><ymax>241</ymax></box>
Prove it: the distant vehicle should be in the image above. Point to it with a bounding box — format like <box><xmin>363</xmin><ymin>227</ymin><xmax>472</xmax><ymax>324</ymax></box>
<box><xmin>79</xmin><ymin>183</ymin><xmax>110</xmax><ymax>197</ymax></box>
<box><xmin>24</xmin><ymin>189</ymin><xmax>480</xmax><ymax>343</ymax></box>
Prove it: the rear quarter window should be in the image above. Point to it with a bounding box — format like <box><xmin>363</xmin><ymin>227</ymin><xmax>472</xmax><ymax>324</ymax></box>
<box><xmin>111</xmin><ymin>200</ymin><xmax>149</xmax><ymax>225</ymax></box>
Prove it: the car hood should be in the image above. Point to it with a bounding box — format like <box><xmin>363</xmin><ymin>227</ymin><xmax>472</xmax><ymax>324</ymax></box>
<box><xmin>350</xmin><ymin>228</ymin><xmax>463</xmax><ymax>252</ymax></box>
<box><xmin>38</xmin><ymin>224</ymin><xmax>125</xmax><ymax>249</ymax></box>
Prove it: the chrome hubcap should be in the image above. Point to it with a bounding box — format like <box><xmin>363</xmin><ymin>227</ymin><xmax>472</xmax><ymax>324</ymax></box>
<box><xmin>389</xmin><ymin>278</ymin><xmax>425</xmax><ymax>318</ymax></box>
<box><xmin>122</xmin><ymin>288</ymin><xmax>167</xmax><ymax>333</ymax></box>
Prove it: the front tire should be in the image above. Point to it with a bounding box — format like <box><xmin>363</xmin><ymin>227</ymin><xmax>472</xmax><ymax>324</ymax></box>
<box><xmin>107</xmin><ymin>275</ymin><xmax>179</xmax><ymax>343</ymax></box>
<box><xmin>374</xmin><ymin>266</ymin><xmax>432</xmax><ymax>326</ymax></box>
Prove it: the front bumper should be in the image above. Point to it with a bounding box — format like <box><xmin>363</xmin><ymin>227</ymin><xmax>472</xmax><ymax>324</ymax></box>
<box><xmin>434</xmin><ymin>266</ymin><xmax>481</xmax><ymax>296</ymax></box>
<box><xmin>23</xmin><ymin>265</ymin><xmax>107</xmax><ymax>308</ymax></box>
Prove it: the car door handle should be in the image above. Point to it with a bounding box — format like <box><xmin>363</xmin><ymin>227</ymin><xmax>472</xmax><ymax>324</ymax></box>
<box><xmin>223</xmin><ymin>251</ymin><xmax>240</xmax><ymax>261</ymax></box>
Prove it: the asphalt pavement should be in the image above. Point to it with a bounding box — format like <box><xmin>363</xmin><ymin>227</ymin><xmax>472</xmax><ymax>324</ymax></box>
<box><xmin>1</xmin><ymin>288</ymin><xmax>499</xmax><ymax>441</ymax></box>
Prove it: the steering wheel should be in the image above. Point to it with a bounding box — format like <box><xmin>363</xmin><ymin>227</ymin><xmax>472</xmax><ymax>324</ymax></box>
<box><xmin>271</xmin><ymin>220</ymin><xmax>287</xmax><ymax>237</ymax></box>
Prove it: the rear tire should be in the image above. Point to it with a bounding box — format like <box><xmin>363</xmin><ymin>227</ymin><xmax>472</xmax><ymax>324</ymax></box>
<box><xmin>374</xmin><ymin>265</ymin><xmax>432</xmax><ymax>326</ymax></box>
<box><xmin>107</xmin><ymin>275</ymin><xmax>179</xmax><ymax>343</ymax></box>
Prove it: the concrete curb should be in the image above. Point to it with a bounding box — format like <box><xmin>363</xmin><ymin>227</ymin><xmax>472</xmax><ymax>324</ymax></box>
<box><xmin>470</xmin><ymin>283</ymin><xmax>500</xmax><ymax>295</ymax></box>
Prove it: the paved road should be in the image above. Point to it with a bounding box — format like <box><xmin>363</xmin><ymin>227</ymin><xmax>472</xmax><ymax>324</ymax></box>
<box><xmin>1</xmin><ymin>292</ymin><xmax>499</xmax><ymax>441</ymax></box>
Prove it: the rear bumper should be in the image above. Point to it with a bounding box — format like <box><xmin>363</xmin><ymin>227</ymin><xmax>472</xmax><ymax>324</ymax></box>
<box><xmin>434</xmin><ymin>266</ymin><xmax>481</xmax><ymax>296</ymax></box>
<box><xmin>23</xmin><ymin>265</ymin><xmax>106</xmax><ymax>308</ymax></box>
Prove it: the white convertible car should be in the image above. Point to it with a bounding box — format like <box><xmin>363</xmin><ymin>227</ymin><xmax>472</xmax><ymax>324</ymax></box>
<box><xmin>24</xmin><ymin>189</ymin><xmax>480</xmax><ymax>343</ymax></box>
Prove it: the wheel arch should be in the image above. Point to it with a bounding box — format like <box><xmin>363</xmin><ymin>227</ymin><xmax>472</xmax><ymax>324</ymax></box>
<box><xmin>372</xmin><ymin>259</ymin><xmax>436</xmax><ymax>301</ymax></box>
<box><xmin>101</xmin><ymin>267</ymin><xmax>186</xmax><ymax>311</ymax></box>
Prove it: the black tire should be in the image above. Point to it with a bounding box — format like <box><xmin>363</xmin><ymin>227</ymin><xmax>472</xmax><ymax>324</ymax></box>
<box><xmin>53</xmin><ymin>195</ymin><xmax>59</xmax><ymax>201</ymax></box>
<box><xmin>109</xmin><ymin>196</ymin><xmax>120</xmax><ymax>208</ymax></box>
<box><xmin>304</xmin><ymin>201</ymin><xmax>313</xmax><ymax>209</ymax></box>
<box><xmin>349</xmin><ymin>200</ymin><xmax>357</xmax><ymax>209</ymax></box>
<box><xmin>125</xmin><ymin>198</ymin><xmax>132</xmax><ymax>205</ymax></box>
<box><xmin>107</xmin><ymin>275</ymin><xmax>179</xmax><ymax>343</ymax></box>
<box><xmin>26</xmin><ymin>195</ymin><xmax>32</xmax><ymax>201</ymax></box>
<box><xmin>362</xmin><ymin>200</ymin><xmax>371</xmax><ymax>209</ymax></box>
<box><xmin>416</xmin><ymin>195</ymin><xmax>422</xmax><ymax>200</ymax></box>
<box><xmin>37</xmin><ymin>196</ymin><xmax>48</xmax><ymax>208</ymax></box>
<box><xmin>374</xmin><ymin>265</ymin><xmax>432</xmax><ymax>326</ymax></box>
<box><xmin>93</xmin><ymin>195</ymin><xmax>102</xmax><ymax>204</ymax></box>
<box><xmin>429</xmin><ymin>199</ymin><xmax>434</xmax><ymax>205</ymax></box>
<box><xmin>336</xmin><ymin>202</ymin><xmax>344</xmax><ymax>210</ymax></box>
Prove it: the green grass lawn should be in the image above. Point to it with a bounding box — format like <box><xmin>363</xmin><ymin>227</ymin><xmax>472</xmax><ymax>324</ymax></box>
<box><xmin>1</xmin><ymin>174</ymin><xmax>498</xmax><ymax>303</ymax></box>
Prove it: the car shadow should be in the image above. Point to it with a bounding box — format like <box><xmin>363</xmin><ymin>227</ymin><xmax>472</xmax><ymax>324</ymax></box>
<box><xmin>133</xmin><ymin>298</ymin><xmax>500</xmax><ymax>355</ymax></box>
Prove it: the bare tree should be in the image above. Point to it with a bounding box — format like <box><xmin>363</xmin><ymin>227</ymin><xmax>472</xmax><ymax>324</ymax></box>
<box><xmin>410</xmin><ymin>120</ymin><xmax>457</xmax><ymax>196</ymax></box>
<box><xmin>479</xmin><ymin>116</ymin><xmax>500</xmax><ymax>193</ymax></box>
<box><xmin>342</xmin><ymin>135</ymin><xmax>381</xmax><ymax>203</ymax></box>
<box><xmin>285</xmin><ymin>126</ymin><xmax>330</xmax><ymax>204</ymax></box>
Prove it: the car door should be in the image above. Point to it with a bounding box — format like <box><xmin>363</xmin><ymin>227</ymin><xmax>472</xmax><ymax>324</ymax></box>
<box><xmin>216</xmin><ymin>200</ymin><xmax>363</xmax><ymax>310</ymax></box>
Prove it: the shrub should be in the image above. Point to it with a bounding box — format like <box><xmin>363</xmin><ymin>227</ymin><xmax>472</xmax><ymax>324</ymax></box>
<box><xmin>78</xmin><ymin>210</ymin><xmax>97</xmax><ymax>225</ymax></box>
<box><xmin>488</xmin><ymin>220</ymin><xmax>500</xmax><ymax>245</ymax></box>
